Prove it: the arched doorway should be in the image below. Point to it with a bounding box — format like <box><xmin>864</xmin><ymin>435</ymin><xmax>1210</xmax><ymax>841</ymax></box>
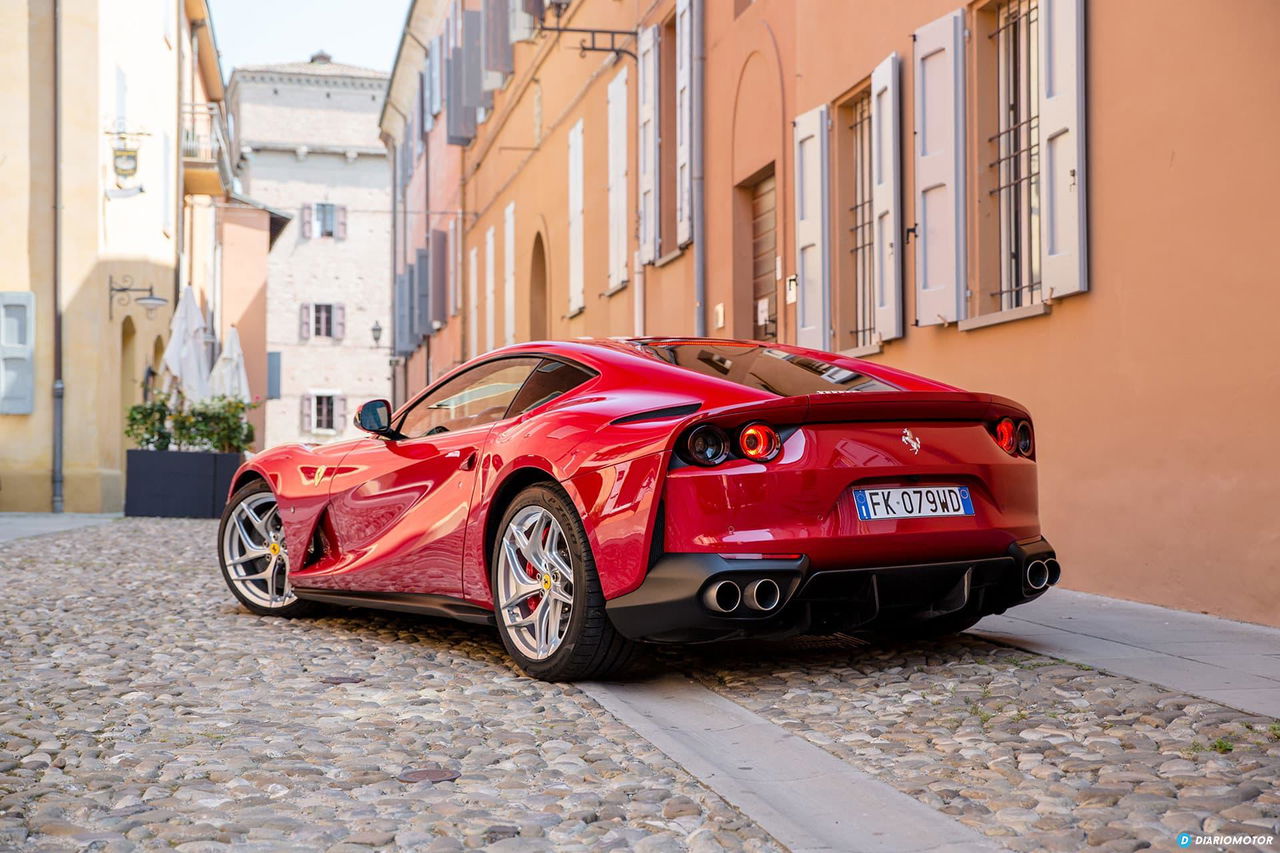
<box><xmin>529</xmin><ymin>233</ymin><xmax>548</xmax><ymax>341</ymax></box>
<box><xmin>119</xmin><ymin>317</ymin><xmax>138</xmax><ymax>468</ymax></box>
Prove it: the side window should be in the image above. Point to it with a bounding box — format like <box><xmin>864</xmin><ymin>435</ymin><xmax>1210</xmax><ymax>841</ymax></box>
<box><xmin>506</xmin><ymin>359</ymin><xmax>595</xmax><ymax>417</ymax></box>
<box><xmin>398</xmin><ymin>358</ymin><xmax>540</xmax><ymax>438</ymax></box>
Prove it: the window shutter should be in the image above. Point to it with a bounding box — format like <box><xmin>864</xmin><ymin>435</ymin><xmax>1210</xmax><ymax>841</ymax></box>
<box><xmin>484</xmin><ymin>0</ymin><xmax>513</xmax><ymax>76</ymax></box>
<box><xmin>463</xmin><ymin>11</ymin><xmax>484</xmax><ymax>108</ymax></box>
<box><xmin>913</xmin><ymin>10</ymin><xmax>966</xmax><ymax>326</ymax></box>
<box><xmin>430</xmin><ymin>38</ymin><xmax>444</xmax><ymax>115</ymax></box>
<box><xmin>300</xmin><ymin>203</ymin><xmax>313</xmax><ymax>239</ymax></box>
<box><xmin>301</xmin><ymin>394</ymin><xmax>312</xmax><ymax>433</ymax></box>
<box><xmin>447</xmin><ymin>49</ymin><xmax>476</xmax><ymax>145</ymax></box>
<box><xmin>449</xmin><ymin>219</ymin><xmax>461</xmax><ymax>314</ymax></box>
<box><xmin>637</xmin><ymin>26</ymin><xmax>659</xmax><ymax>265</ymax></box>
<box><xmin>607</xmin><ymin>67</ymin><xmax>629</xmax><ymax>289</ymax></box>
<box><xmin>1039</xmin><ymin>0</ymin><xmax>1087</xmax><ymax>298</ymax></box>
<box><xmin>567</xmin><ymin>118</ymin><xmax>585</xmax><ymax>314</ymax></box>
<box><xmin>266</xmin><ymin>351</ymin><xmax>281</xmax><ymax>399</ymax></box>
<box><xmin>0</xmin><ymin>292</ymin><xmax>35</xmax><ymax>415</ymax></box>
<box><xmin>432</xmin><ymin>229</ymin><xmax>448</xmax><ymax>325</ymax></box>
<box><xmin>793</xmin><ymin>105</ymin><xmax>830</xmax><ymax>350</ymax></box>
<box><xmin>333</xmin><ymin>304</ymin><xmax>346</xmax><ymax>341</ymax></box>
<box><xmin>413</xmin><ymin>251</ymin><xmax>428</xmax><ymax>337</ymax></box>
<box><xmin>675</xmin><ymin>0</ymin><xmax>693</xmax><ymax>246</ymax></box>
<box><xmin>484</xmin><ymin>226</ymin><xmax>497</xmax><ymax>351</ymax></box>
<box><xmin>395</xmin><ymin>272</ymin><xmax>413</xmax><ymax>355</ymax></box>
<box><xmin>468</xmin><ymin>246</ymin><xmax>480</xmax><ymax>357</ymax></box>
<box><xmin>503</xmin><ymin>203</ymin><xmax>517</xmax><ymax>344</ymax></box>
<box><xmin>871</xmin><ymin>52</ymin><xmax>904</xmax><ymax>343</ymax></box>
<box><xmin>335</xmin><ymin>205</ymin><xmax>348</xmax><ymax>240</ymax></box>
<box><xmin>299</xmin><ymin>303</ymin><xmax>312</xmax><ymax>340</ymax></box>
<box><xmin>334</xmin><ymin>396</ymin><xmax>347</xmax><ymax>430</ymax></box>
<box><xmin>521</xmin><ymin>0</ymin><xmax>543</xmax><ymax>18</ymax></box>
<box><xmin>420</xmin><ymin>69</ymin><xmax>433</xmax><ymax>135</ymax></box>
<box><xmin>510</xmin><ymin>0</ymin><xmax>535</xmax><ymax>42</ymax></box>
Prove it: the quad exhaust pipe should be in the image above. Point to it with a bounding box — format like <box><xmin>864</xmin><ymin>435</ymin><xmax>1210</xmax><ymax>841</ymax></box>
<box><xmin>1025</xmin><ymin>558</ymin><xmax>1061</xmax><ymax>591</ymax></box>
<box><xmin>743</xmin><ymin>578</ymin><xmax>781</xmax><ymax>611</ymax></box>
<box><xmin>703</xmin><ymin>579</ymin><xmax>742</xmax><ymax>613</ymax></box>
<box><xmin>703</xmin><ymin>577</ymin><xmax>783</xmax><ymax>613</ymax></box>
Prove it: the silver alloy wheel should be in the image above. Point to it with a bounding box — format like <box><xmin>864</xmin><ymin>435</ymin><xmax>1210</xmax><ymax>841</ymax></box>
<box><xmin>222</xmin><ymin>491</ymin><xmax>295</xmax><ymax>609</ymax></box>
<box><xmin>497</xmin><ymin>505</ymin><xmax>575</xmax><ymax>661</ymax></box>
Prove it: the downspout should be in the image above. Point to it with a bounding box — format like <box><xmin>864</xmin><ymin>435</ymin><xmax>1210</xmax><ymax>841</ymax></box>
<box><xmin>51</xmin><ymin>0</ymin><xmax>64</xmax><ymax>513</ymax></box>
<box><xmin>691</xmin><ymin>0</ymin><xmax>706</xmax><ymax>336</ymax></box>
<box><xmin>388</xmin><ymin>133</ymin><xmax>399</xmax><ymax>404</ymax></box>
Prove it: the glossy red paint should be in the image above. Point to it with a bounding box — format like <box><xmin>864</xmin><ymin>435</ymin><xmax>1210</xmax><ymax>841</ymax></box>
<box><xmin>227</xmin><ymin>337</ymin><xmax>1050</xmax><ymax>618</ymax></box>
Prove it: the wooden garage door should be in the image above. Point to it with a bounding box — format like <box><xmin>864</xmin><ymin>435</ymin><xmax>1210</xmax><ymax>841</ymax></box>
<box><xmin>751</xmin><ymin>172</ymin><xmax>777</xmax><ymax>341</ymax></box>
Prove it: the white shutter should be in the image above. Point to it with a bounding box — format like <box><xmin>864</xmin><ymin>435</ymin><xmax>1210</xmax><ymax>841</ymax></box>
<box><xmin>485</xmin><ymin>226</ymin><xmax>496</xmax><ymax>351</ymax></box>
<box><xmin>675</xmin><ymin>0</ymin><xmax>693</xmax><ymax>246</ymax></box>
<box><xmin>567</xmin><ymin>118</ymin><xmax>585</xmax><ymax>314</ymax></box>
<box><xmin>468</xmin><ymin>246</ymin><xmax>479</xmax><ymax>357</ymax></box>
<box><xmin>871</xmin><ymin>52</ymin><xmax>904</xmax><ymax>342</ymax></box>
<box><xmin>607</xmin><ymin>67</ymin><xmax>629</xmax><ymax>289</ymax></box>
<box><xmin>450</xmin><ymin>218</ymin><xmax>461</xmax><ymax>314</ymax></box>
<box><xmin>913</xmin><ymin>10</ymin><xmax>966</xmax><ymax>326</ymax></box>
<box><xmin>637</xmin><ymin>26</ymin><xmax>659</xmax><ymax>264</ymax></box>
<box><xmin>793</xmin><ymin>105</ymin><xmax>830</xmax><ymax>350</ymax></box>
<box><xmin>510</xmin><ymin>0</ymin><xmax>535</xmax><ymax>42</ymax></box>
<box><xmin>0</xmin><ymin>292</ymin><xmax>35</xmax><ymax>415</ymax></box>
<box><xmin>1039</xmin><ymin>0</ymin><xmax>1087</xmax><ymax>298</ymax></box>
<box><xmin>504</xmin><ymin>201</ymin><xmax>516</xmax><ymax>344</ymax></box>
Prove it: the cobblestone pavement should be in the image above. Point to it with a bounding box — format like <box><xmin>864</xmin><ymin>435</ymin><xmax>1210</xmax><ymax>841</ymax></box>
<box><xmin>0</xmin><ymin>519</ymin><xmax>781</xmax><ymax>852</ymax></box>
<box><xmin>679</xmin><ymin>642</ymin><xmax>1280</xmax><ymax>852</ymax></box>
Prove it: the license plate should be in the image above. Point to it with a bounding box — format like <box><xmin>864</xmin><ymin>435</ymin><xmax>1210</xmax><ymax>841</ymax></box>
<box><xmin>853</xmin><ymin>486</ymin><xmax>974</xmax><ymax>520</ymax></box>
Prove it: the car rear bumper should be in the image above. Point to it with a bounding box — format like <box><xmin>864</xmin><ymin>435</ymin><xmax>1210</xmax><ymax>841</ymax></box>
<box><xmin>604</xmin><ymin>537</ymin><xmax>1058</xmax><ymax>643</ymax></box>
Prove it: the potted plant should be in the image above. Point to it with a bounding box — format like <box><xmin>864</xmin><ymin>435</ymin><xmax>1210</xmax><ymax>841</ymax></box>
<box><xmin>124</xmin><ymin>394</ymin><xmax>259</xmax><ymax>518</ymax></box>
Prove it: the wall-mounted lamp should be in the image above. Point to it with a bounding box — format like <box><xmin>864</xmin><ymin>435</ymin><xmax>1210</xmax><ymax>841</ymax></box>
<box><xmin>109</xmin><ymin>274</ymin><xmax>168</xmax><ymax>320</ymax></box>
<box><xmin>371</xmin><ymin>320</ymin><xmax>384</xmax><ymax>346</ymax></box>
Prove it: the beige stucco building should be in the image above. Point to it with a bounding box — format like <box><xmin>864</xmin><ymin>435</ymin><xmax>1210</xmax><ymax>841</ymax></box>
<box><xmin>384</xmin><ymin>0</ymin><xmax>1280</xmax><ymax>627</ymax></box>
<box><xmin>0</xmin><ymin>0</ymin><xmax>271</xmax><ymax>511</ymax></box>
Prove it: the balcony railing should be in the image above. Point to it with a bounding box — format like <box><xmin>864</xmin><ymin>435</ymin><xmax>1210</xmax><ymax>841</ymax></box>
<box><xmin>181</xmin><ymin>103</ymin><xmax>233</xmax><ymax>193</ymax></box>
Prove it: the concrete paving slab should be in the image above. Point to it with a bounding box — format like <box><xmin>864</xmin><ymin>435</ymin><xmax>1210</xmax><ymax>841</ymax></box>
<box><xmin>581</xmin><ymin>674</ymin><xmax>1003</xmax><ymax>853</ymax></box>
<box><xmin>0</xmin><ymin>513</ymin><xmax>118</xmax><ymax>543</ymax></box>
<box><xmin>1192</xmin><ymin>688</ymin><xmax>1280</xmax><ymax>719</ymax></box>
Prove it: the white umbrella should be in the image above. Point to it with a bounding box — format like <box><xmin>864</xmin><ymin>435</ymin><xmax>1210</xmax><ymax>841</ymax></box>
<box><xmin>162</xmin><ymin>285</ymin><xmax>211</xmax><ymax>404</ymax></box>
<box><xmin>208</xmin><ymin>325</ymin><xmax>251</xmax><ymax>402</ymax></box>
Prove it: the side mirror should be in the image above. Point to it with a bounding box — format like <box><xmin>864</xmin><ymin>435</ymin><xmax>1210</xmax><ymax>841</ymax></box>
<box><xmin>355</xmin><ymin>399</ymin><xmax>395</xmax><ymax>437</ymax></box>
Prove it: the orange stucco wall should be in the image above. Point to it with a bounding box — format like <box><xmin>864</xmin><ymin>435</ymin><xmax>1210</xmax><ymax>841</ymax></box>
<box><xmin>217</xmin><ymin>203</ymin><xmax>271</xmax><ymax>448</ymax></box>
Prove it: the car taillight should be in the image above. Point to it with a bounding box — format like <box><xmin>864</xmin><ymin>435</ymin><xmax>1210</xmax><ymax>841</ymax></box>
<box><xmin>994</xmin><ymin>418</ymin><xmax>1017</xmax><ymax>455</ymax></box>
<box><xmin>737</xmin><ymin>422</ymin><xmax>781</xmax><ymax>462</ymax></box>
<box><xmin>1015</xmin><ymin>420</ymin><xmax>1034</xmax><ymax>458</ymax></box>
<box><xmin>681</xmin><ymin>424</ymin><xmax>730</xmax><ymax>466</ymax></box>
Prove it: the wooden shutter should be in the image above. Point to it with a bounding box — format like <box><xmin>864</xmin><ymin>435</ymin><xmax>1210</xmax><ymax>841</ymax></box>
<box><xmin>432</xmin><ymin>229</ymin><xmax>448</xmax><ymax>325</ymax></box>
<box><xmin>521</xmin><ymin>0</ymin><xmax>543</xmax><ymax>17</ymax></box>
<box><xmin>300</xmin><ymin>394</ymin><xmax>312</xmax><ymax>433</ymax></box>
<box><xmin>420</xmin><ymin>68</ymin><xmax>433</xmax><ymax>134</ymax></box>
<box><xmin>503</xmin><ymin>202</ymin><xmax>516</xmax><ymax>345</ymax></box>
<box><xmin>607</xmin><ymin>67</ymin><xmax>629</xmax><ymax>289</ymax></box>
<box><xmin>510</xmin><ymin>0</ymin><xmax>535</xmax><ymax>42</ymax></box>
<box><xmin>0</xmin><ymin>292</ymin><xmax>35</xmax><ymax>414</ymax></box>
<box><xmin>266</xmin><ymin>351</ymin><xmax>281</xmax><ymax>399</ymax></box>
<box><xmin>449</xmin><ymin>219</ymin><xmax>461</xmax><ymax>313</ymax></box>
<box><xmin>430</xmin><ymin>37</ymin><xmax>444</xmax><ymax>115</ymax></box>
<box><xmin>463</xmin><ymin>11</ymin><xmax>484</xmax><ymax>108</ymax></box>
<box><xmin>300</xmin><ymin>203</ymin><xmax>313</xmax><ymax>239</ymax></box>
<box><xmin>333</xmin><ymin>304</ymin><xmax>346</xmax><ymax>341</ymax></box>
<box><xmin>335</xmin><ymin>205</ymin><xmax>348</xmax><ymax>240</ymax></box>
<box><xmin>567</xmin><ymin>118</ymin><xmax>585</xmax><ymax>314</ymax></box>
<box><xmin>393</xmin><ymin>273</ymin><xmax>407</xmax><ymax>355</ymax></box>
<box><xmin>793</xmin><ymin>105</ymin><xmax>830</xmax><ymax>350</ymax></box>
<box><xmin>484</xmin><ymin>0</ymin><xmax>513</xmax><ymax>75</ymax></box>
<box><xmin>299</xmin><ymin>303</ymin><xmax>312</xmax><ymax>340</ymax></box>
<box><xmin>913</xmin><ymin>10</ymin><xmax>966</xmax><ymax>326</ymax></box>
<box><xmin>871</xmin><ymin>52</ymin><xmax>904</xmax><ymax>342</ymax></box>
<box><xmin>468</xmin><ymin>246</ymin><xmax>479</xmax><ymax>357</ymax></box>
<box><xmin>415</xmin><ymin>249</ymin><xmax>430</xmax><ymax>337</ymax></box>
<box><xmin>675</xmin><ymin>0</ymin><xmax>693</xmax><ymax>246</ymax></box>
<box><xmin>637</xmin><ymin>26</ymin><xmax>659</xmax><ymax>264</ymax></box>
<box><xmin>485</xmin><ymin>227</ymin><xmax>496</xmax><ymax>351</ymax></box>
<box><xmin>1039</xmin><ymin>0</ymin><xmax>1087</xmax><ymax>298</ymax></box>
<box><xmin>334</xmin><ymin>396</ymin><xmax>347</xmax><ymax>431</ymax></box>
<box><xmin>447</xmin><ymin>48</ymin><xmax>477</xmax><ymax>145</ymax></box>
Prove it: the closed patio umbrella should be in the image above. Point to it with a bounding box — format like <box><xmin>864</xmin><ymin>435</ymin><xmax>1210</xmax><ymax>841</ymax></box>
<box><xmin>162</xmin><ymin>285</ymin><xmax>211</xmax><ymax>404</ymax></box>
<box><xmin>208</xmin><ymin>325</ymin><xmax>251</xmax><ymax>402</ymax></box>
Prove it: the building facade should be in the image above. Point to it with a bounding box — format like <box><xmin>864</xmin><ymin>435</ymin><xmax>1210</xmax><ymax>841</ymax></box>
<box><xmin>385</xmin><ymin>0</ymin><xmax>1280</xmax><ymax>627</ymax></box>
<box><xmin>0</xmin><ymin>0</ymin><xmax>253</xmax><ymax>512</ymax></box>
<box><xmin>228</xmin><ymin>54</ymin><xmax>393</xmax><ymax>447</ymax></box>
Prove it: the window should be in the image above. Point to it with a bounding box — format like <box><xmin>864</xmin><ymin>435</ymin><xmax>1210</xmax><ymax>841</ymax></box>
<box><xmin>303</xmin><ymin>392</ymin><xmax>344</xmax><ymax>433</ymax></box>
<box><xmin>638</xmin><ymin>342</ymin><xmax>898</xmax><ymax>396</ymax></box>
<box><xmin>266</xmin><ymin>352</ymin><xmax>281</xmax><ymax>400</ymax></box>
<box><xmin>845</xmin><ymin>91</ymin><xmax>875</xmax><ymax>348</ymax></box>
<box><xmin>313</xmin><ymin>303</ymin><xmax>334</xmax><ymax>338</ymax></box>
<box><xmin>398</xmin><ymin>357</ymin><xmax>540</xmax><ymax>437</ymax></box>
<box><xmin>506</xmin><ymin>359</ymin><xmax>595</xmax><ymax>416</ymax></box>
<box><xmin>566</xmin><ymin>119</ymin><xmax>584</xmax><ymax>314</ymax></box>
<box><xmin>606</xmin><ymin>68</ymin><xmax>629</xmax><ymax>290</ymax></box>
<box><xmin>637</xmin><ymin>2</ymin><xmax>692</xmax><ymax>264</ymax></box>
<box><xmin>313</xmin><ymin>394</ymin><xmax>335</xmax><ymax>431</ymax></box>
<box><xmin>316</xmin><ymin>203</ymin><xmax>337</xmax><ymax>238</ymax></box>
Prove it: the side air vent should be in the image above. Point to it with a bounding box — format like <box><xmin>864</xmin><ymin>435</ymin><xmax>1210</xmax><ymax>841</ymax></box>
<box><xmin>611</xmin><ymin>403</ymin><xmax>701</xmax><ymax>425</ymax></box>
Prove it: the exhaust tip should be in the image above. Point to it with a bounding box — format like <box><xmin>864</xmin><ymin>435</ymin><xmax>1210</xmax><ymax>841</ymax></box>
<box><xmin>703</xmin><ymin>579</ymin><xmax>742</xmax><ymax>613</ymax></box>
<box><xmin>743</xmin><ymin>578</ymin><xmax>781</xmax><ymax>611</ymax></box>
<box><xmin>1045</xmin><ymin>558</ymin><xmax>1061</xmax><ymax>586</ymax></box>
<box><xmin>1025</xmin><ymin>560</ymin><xmax>1050</xmax><ymax>591</ymax></box>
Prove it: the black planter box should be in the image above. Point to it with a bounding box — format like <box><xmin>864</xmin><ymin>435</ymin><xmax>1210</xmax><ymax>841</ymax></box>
<box><xmin>125</xmin><ymin>449</ymin><xmax>242</xmax><ymax>519</ymax></box>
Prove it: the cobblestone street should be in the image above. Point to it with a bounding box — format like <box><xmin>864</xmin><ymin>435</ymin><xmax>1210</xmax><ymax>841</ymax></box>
<box><xmin>2</xmin><ymin>519</ymin><xmax>1278</xmax><ymax>852</ymax></box>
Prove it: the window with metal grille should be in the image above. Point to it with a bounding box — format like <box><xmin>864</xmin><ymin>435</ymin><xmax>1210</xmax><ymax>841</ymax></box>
<box><xmin>989</xmin><ymin>0</ymin><xmax>1042</xmax><ymax>310</ymax></box>
<box><xmin>846</xmin><ymin>90</ymin><xmax>875</xmax><ymax>348</ymax></box>
<box><xmin>313</xmin><ymin>303</ymin><xmax>333</xmax><ymax>338</ymax></box>
<box><xmin>313</xmin><ymin>394</ymin><xmax>335</xmax><ymax>431</ymax></box>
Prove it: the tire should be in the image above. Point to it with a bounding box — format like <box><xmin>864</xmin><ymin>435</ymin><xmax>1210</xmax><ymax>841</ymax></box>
<box><xmin>876</xmin><ymin>606</ymin><xmax>986</xmax><ymax>642</ymax></box>
<box><xmin>491</xmin><ymin>484</ymin><xmax>636</xmax><ymax>681</ymax></box>
<box><xmin>218</xmin><ymin>481</ymin><xmax>317</xmax><ymax>618</ymax></box>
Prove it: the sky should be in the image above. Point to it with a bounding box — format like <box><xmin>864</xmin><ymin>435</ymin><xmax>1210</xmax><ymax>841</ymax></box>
<box><xmin>208</xmin><ymin>0</ymin><xmax>412</xmax><ymax>79</ymax></box>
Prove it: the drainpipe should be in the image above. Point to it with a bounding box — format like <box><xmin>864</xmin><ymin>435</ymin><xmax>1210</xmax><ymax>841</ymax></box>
<box><xmin>691</xmin><ymin>0</ymin><xmax>706</xmax><ymax>337</ymax></box>
<box><xmin>51</xmin><ymin>0</ymin><xmax>65</xmax><ymax>513</ymax></box>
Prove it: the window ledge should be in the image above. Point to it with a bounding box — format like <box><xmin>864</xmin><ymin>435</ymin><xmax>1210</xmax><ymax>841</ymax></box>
<box><xmin>840</xmin><ymin>341</ymin><xmax>883</xmax><ymax>359</ymax></box>
<box><xmin>652</xmin><ymin>248</ymin><xmax>685</xmax><ymax>268</ymax></box>
<box><xmin>564</xmin><ymin>306</ymin><xmax>585</xmax><ymax>320</ymax></box>
<box><xmin>601</xmin><ymin>282</ymin><xmax>629</xmax><ymax>299</ymax></box>
<box><xmin>958</xmin><ymin>301</ymin><xmax>1050</xmax><ymax>332</ymax></box>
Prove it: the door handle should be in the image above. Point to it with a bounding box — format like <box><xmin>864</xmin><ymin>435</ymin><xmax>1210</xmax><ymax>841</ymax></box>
<box><xmin>459</xmin><ymin>452</ymin><xmax>477</xmax><ymax>471</ymax></box>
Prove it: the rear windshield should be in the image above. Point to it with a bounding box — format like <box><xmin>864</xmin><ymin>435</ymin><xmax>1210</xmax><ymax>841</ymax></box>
<box><xmin>636</xmin><ymin>343</ymin><xmax>898</xmax><ymax>397</ymax></box>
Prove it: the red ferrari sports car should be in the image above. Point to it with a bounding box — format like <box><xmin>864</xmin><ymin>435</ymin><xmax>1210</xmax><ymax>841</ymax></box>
<box><xmin>218</xmin><ymin>338</ymin><xmax>1059</xmax><ymax>680</ymax></box>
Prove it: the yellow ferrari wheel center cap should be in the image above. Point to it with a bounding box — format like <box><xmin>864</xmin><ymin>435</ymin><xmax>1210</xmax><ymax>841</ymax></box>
<box><xmin>268</xmin><ymin>542</ymin><xmax>281</xmax><ymax>556</ymax></box>
<box><xmin>541</xmin><ymin>575</ymin><xmax>552</xmax><ymax>591</ymax></box>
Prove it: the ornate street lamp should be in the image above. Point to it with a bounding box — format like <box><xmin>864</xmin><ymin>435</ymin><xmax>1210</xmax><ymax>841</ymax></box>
<box><xmin>108</xmin><ymin>275</ymin><xmax>168</xmax><ymax>320</ymax></box>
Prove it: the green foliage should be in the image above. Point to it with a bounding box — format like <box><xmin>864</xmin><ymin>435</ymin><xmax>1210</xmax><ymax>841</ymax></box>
<box><xmin>1209</xmin><ymin>737</ymin><xmax>1234</xmax><ymax>754</ymax></box>
<box><xmin>1269</xmin><ymin>723</ymin><xmax>1280</xmax><ymax>741</ymax></box>
<box><xmin>125</xmin><ymin>394</ymin><xmax>257</xmax><ymax>454</ymax></box>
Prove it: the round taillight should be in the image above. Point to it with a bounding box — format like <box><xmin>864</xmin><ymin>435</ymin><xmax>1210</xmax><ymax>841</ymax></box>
<box><xmin>683</xmin><ymin>424</ymin><xmax>730</xmax><ymax>466</ymax></box>
<box><xmin>738</xmin><ymin>422</ymin><xmax>781</xmax><ymax>462</ymax></box>
<box><xmin>994</xmin><ymin>418</ymin><xmax>1017</xmax><ymax>455</ymax></box>
<box><xmin>1015</xmin><ymin>420</ymin><xmax>1034</xmax><ymax>457</ymax></box>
